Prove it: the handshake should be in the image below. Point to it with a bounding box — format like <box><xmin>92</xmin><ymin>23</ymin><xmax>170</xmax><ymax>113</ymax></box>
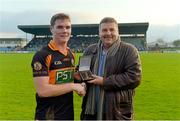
<box><xmin>72</xmin><ymin>70</ymin><xmax>93</xmax><ymax>97</ymax></box>
<box><xmin>72</xmin><ymin>55</ymin><xmax>102</xmax><ymax>96</ymax></box>
<box><xmin>72</xmin><ymin>72</ymin><xmax>87</xmax><ymax>97</ymax></box>
<box><xmin>73</xmin><ymin>71</ymin><xmax>104</xmax><ymax>97</ymax></box>
<box><xmin>72</xmin><ymin>81</ymin><xmax>86</xmax><ymax>97</ymax></box>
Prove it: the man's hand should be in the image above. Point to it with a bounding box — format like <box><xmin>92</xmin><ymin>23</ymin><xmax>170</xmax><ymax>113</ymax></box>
<box><xmin>72</xmin><ymin>83</ymin><xmax>86</xmax><ymax>97</ymax></box>
<box><xmin>87</xmin><ymin>75</ymin><xmax>104</xmax><ymax>85</ymax></box>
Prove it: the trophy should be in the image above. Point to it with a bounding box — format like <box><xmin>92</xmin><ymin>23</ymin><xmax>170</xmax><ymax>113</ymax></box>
<box><xmin>78</xmin><ymin>56</ymin><xmax>94</xmax><ymax>82</ymax></box>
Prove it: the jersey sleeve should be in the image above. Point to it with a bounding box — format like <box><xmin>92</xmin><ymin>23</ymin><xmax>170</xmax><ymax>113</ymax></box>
<box><xmin>31</xmin><ymin>51</ymin><xmax>49</xmax><ymax>77</ymax></box>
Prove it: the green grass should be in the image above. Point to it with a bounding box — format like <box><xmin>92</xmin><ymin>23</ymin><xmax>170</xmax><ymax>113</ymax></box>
<box><xmin>135</xmin><ymin>53</ymin><xmax>180</xmax><ymax>119</ymax></box>
<box><xmin>0</xmin><ymin>52</ymin><xmax>180</xmax><ymax>119</ymax></box>
<box><xmin>0</xmin><ymin>53</ymin><xmax>35</xmax><ymax>119</ymax></box>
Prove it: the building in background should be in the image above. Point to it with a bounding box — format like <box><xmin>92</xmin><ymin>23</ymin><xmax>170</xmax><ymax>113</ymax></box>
<box><xmin>0</xmin><ymin>38</ymin><xmax>27</xmax><ymax>51</ymax></box>
<box><xmin>17</xmin><ymin>22</ymin><xmax>149</xmax><ymax>52</ymax></box>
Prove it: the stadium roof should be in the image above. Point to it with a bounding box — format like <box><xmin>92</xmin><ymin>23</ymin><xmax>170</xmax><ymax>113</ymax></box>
<box><xmin>18</xmin><ymin>22</ymin><xmax>149</xmax><ymax>36</ymax></box>
<box><xmin>0</xmin><ymin>38</ymin><xmax>26</xmax><ymax>41</ymax></box>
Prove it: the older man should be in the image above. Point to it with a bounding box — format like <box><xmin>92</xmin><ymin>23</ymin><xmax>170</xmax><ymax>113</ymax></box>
<box><xmin>80</xmin><ymin>17</ymin><xmax>142</xmax><ymax>120</ymax></box>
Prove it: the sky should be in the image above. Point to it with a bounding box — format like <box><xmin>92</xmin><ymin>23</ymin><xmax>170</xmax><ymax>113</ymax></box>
<box><xmin>0</xmin><ymin>0</ymin><xmax>180</xmax><ymax>42</ymax></box>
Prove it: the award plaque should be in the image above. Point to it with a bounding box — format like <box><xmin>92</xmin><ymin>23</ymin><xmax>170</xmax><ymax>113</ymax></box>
<box><xmin>78</xmin><ymin>56</ymin><xmax>94</xmax><ymax>81</ymax></box>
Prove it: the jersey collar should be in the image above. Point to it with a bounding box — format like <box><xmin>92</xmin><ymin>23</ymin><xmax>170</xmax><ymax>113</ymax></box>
<box><xmin>48</xmin><ymin>40</ymin><xmax>70</xmax><ymax>56</ymax></box>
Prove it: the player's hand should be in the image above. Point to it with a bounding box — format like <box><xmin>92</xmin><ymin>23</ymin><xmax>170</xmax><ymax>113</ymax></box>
<box><xmin>77</xmin><ymin>83</ymin><xmax>86</xmax><ymax>96</ymax></box>
<box><xmin>87</xmin><ymin>75</ymin><xmax>104</xmax><ymax>85</ymax></box>
<box><xmin>72</xmin><ymin>83</ymin><xmax>86</xmax><ymax>97</ymax></box>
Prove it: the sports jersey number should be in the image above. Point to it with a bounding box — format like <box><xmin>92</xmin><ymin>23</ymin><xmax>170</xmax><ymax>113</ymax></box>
<box><xmin>56</xmin><ymin>70</ymin><xmax>74</xmax><ymax>84</ymax></box>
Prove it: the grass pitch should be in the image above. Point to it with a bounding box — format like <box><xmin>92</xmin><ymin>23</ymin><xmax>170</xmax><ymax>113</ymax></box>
<box><xmin>0</xmin><ymin>52</ymin><xmax>180</xmax><ymax>120</ymax></box>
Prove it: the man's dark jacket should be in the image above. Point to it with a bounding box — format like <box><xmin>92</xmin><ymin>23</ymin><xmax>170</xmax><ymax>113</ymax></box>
<box><xmin>81</xmin><ymin>41</ymin><xmax>142</xmax><ymax>120</ymax></box>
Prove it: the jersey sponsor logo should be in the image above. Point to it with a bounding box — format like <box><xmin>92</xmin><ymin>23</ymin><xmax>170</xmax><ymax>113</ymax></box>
<box><xmin>56</xmin><ymin>69</ymin><xmax>74</xmax><ymax>84</ymax></box>
<box><xmin>54</xmin><ymin>60</ymin><xmax>62</xmax><ymax>65</ymax></box>
<box><xmin>33</xmin><ymin>62</ymin><xmax>42</xmax><ymax>71</ymax></box>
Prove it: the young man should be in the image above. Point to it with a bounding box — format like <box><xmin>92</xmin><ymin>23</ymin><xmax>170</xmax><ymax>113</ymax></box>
<box><xmin>80</xmin><ymin>17</ymin><xmax>142</xmax><ymax>120</ymax></box>
<box><xmin>31</xmin><ymin>13</ymin><xmax>85</xmax><ymax>120</ymax></box>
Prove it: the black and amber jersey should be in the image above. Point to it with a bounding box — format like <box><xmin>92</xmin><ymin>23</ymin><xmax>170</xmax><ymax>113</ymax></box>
<box><xmin>32</xmin><ymin>41</ymin><xmax>75</xmax><ymax>84</ymax></box>
<box><xmin>31</xmin><ymin>40</ymin><xmax>75</xmax><ymax>120</ymax></box>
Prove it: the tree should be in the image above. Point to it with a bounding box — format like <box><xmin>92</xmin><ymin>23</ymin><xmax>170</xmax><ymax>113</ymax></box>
<box><xmin>155</xmin><ymin>38</ymin><xmax>167</xmax><ymax>48</ymax></box>
<box><xmin>173</xmin><ymin>39</ymin><xmax>180</xmax><ymax>47</ymax></box>
<box><xmin>157</xmin><ymin>38</ymin><xmax>165</xmax><ymax>44</ymax></box>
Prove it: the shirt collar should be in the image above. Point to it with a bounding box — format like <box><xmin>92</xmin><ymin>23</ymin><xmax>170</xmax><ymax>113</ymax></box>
<box><xmin>48</xmin><ymin>40</ymin><xmax>69</xmax><ymax>55</ymax></box>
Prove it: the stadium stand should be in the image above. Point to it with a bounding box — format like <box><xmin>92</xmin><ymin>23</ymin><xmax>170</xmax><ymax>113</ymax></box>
<box><xmin>18</xmin><ymin>23</ymin><xmax>149</xmax><ymax>52</ymax></box>
<box><xmin>0</xmin><ymin>38</ymin><xmax>27</xmax><ymax>52</ymax></box>
<box><xmin>121</xmin><ymin>36</ymin><xmax>147</xmax><ymax>51</ymax></box>
<box><xmin>22</xmin><ymin>37</ymin><xmax>51</xmax><ymax>51</ymax></box>
<box><xmin>69</xmin><ymin>36</ymin><xmax>99</xmax><ymax>52</ymax></box>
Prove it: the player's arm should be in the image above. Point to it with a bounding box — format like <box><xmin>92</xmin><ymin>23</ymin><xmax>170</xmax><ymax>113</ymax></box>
<box><xmin>32</xmin><ymin>51</ymin><xmax>85</xmax><ymax>97</ymax></box>
<box><xmin>34</xmin><ymin>76</ymin><xmax>85</xmax><ymax>97</ymax></box>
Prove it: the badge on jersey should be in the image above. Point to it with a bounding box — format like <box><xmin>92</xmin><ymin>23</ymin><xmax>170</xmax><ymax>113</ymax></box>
<box><xmin>33</xmin><ymin>61</ymin><xmax>42</xmax><ymax>71</ymax></box>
